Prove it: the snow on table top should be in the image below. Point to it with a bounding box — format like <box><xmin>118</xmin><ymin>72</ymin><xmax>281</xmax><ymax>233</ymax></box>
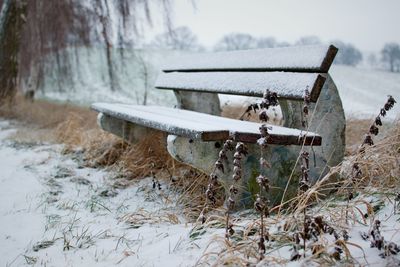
<box><xmin>161</xmin><ymin>45</ymin><xmax>337</xmax><ymax>73</ymax></box>
<box><xmin>155</xmin><ymin>71</ymin><xmax>324</xmax><ymax>101</ymax></box>
<box><xmin>92</xmin><ymin>103</ymin><xmax>321</xmax><ymax>145</ymax></box>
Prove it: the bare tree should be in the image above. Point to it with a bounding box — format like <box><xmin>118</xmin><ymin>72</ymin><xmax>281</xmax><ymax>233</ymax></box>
<box><xmin>381</xmin><ymin>43</ymin><xmax>400</xmax><ymax>72</ymax></box>
<box><xmin>214</xmin><ymin>33</ymin><xmax>257</xmax><ymax>51</ymax></box>
<box><xmin>295</xmin><ymin>36</ymin><xmax>322</xmax><ymax>46</ymax></box>
<box><xmin>256</xmin><ymin>37</ymin><xmax>277</xmax><ymax>48</ymax></box>
<box><xmin>151</xmin><ymin>26</ymin><xmax>203</xmax><ymax>51</ymax></box>
<box><xmin>331</xmin><ymin>40</ymin><xmax>363</xmax><ymax>66</ymax></box>
<box><xmin>0</xmin><ymin>0</ymin><xmax>172</xmax><ymax>102</ymax></box>
<box><xmin>134</xmin><ymin>52</ymin><xmax>154</xmax><ymax>105</ymax></box>
<box><xmin>0</xmin><ymin>0</ymin><xmax>27</xmax><ymax>104</ymax></box>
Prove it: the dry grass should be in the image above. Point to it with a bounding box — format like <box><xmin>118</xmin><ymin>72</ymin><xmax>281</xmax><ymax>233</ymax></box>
<box><xmin>0</xmin><ymin>96</ymin><xmax>210</xmax><ymax>219</ymax></box>
<box><xmin>1</xmin><ymin>97</ymin><xmax>398</xmax><ymax>221</ymax></box>
<box><xmin>1</xmin><ymin>96</ymin><xmax>400</xmax><ymax>265</ymax></box>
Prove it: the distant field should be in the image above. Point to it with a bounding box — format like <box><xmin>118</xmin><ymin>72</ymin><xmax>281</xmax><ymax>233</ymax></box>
<box><xmin>330</xmin><ymin>65</ymin><xmax>400</xmax><ymax>119</ymax></box>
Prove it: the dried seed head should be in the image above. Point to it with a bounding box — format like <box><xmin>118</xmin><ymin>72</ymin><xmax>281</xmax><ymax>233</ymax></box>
<box><xmin>233</xmin><ymin>151</ymin><xmax>242</xmax><ymax>160</ymax></box>
<box><xmin>258</xmin><ymin>236</ymin><xmax>266</xmax><ymax>254</ymax></box>
<box><xmin>229</xmin><ymin>185</ymin><xmax>238</xmax><ymax>195</ymax></box>
<box><xmin>215</xmin><ymin>160</ymin><xmax>224</xmax><ymax>173</ymax></box>
<box><xmin>348</xmin><ymin>192</ymin><xmax>354</xmax><ymax>200</ymax></box>
<box><xmin>233</xmin><ymin>166</ymin><xmax>242</xmax><ymax>175</ymax></box>
<box><xmin>263</xmin><ymin>90</ymin><xmax>269</xmax><ymax>99</ymax></box>
<box><xmin>223</xmin><ymin>139</ymin><xmax>235</xmax><ymax>151</ymax></box>
<box><xmin>375</xmin><ymin>116</ymin><xmax>382</xmax><ymax>126</ymax></box>
<box><xmin>301</xmin><ymin>151</ymin><xmax>310</xmax><ymax>168</ymax></box>
<box><xmin>384</xmin><ymin>95</ymin><xmax>396</xmax><ymax>111</ymax></box>
<box><xmin>388</xmin><ymin>95</ymin><xmax>396</xmax><ymax>106</ymax></box>
<box><xmin>257</xmin><ymin>137</ymin><xmax>269</xmax><ymax>149</ymax></box>
<box><xmin>227</xmin><ymin>224</ymin><xmax>235</xmax><ymax>236</ymax></box>
<box><xmin>235</xmin><ymin>142</ymin><xmax>248</xmax><ymax>156</ymax></box>
<box><xmin>369</xmin><ymin>125</ymin><xmax>379</xmax><ymax>135</ymax></box>
<box><xmin>301</xmin><ymin>151</ymin><xmax>309</xmax><ymax>160</ymax></box>
<box><xmin>303</xmin><ymin>104</ymin><xmax>309</xmax><ymax>115</ymax></box>
<box><xmin>233</xmin><ymin>158</ymin><xmax>241</xmax><ymax>167</ymax></box>
<box><xmin>263</xmin><ymin>89</ymin><xmax>279</xmax><ymax>106</ymax></box>
<box><xmin>207</xmin><ymin>183</ymin><xmax>214</xmax><ymax>191</ymax></box>
<box><xmin>218</xmin><ymin>150</ymin><xmax>227</xmax><ymax>161</ymax></box>
<box><xmin>352</xmin><ymin>163</ymin><xmax>362</xmax><ymax>178</ymax></box>
<box><xmin>269</xmin><ymin>92</ymin><xmax>279</xmax><ymax>106</ymax></box>
<box><xmin>342</xmin><ymin>230</ymin><xmax>349</xmax><ymax>241</ymax></box>
<box><xmin>254</xmin><ymin>198</ymin><xmax>265</xmax><ymax>213</ymax></box>
<box><xmin>232</xmin><ymin>173</ymin><xmax>241</xmax><ymax>181</ymax></box>
<box><xmin>259</xmin><ymin>110</ymin><xmax>269</xmax><ymax>122</ymax></box>
<box><xmin>363</xmin><ymin>134</ymin><xmax>374</xmax><ymax>146</ymax></box>
<box><xmin>304</xmin><ymin>88</ymin><xmax>311</xmax><ymax>104</ymax></box>
<box><xmin>198</xmin><ymin>213</ymin><xmax>206</xmax><ymax>224</ymax></box>
<box><xmin>299</xmin><ymin>180</ymin><xmax>310</xmax><ymax>192</ymax></box>
<box><xmin>228</xmin><ymin>197</ymin><xmax>235</xmax><ymax>210</ymax></box>
<box><xmin>259</xmin><ymin>124</ymin><xmax>270</xmax><ymax>137</ymax></box>
<box><xmin>380</xmin><ymin>108</ymin><xmax>387</xmax><ymax>117</ymax></box>
<box><xmin>260</xmin><ymin>100</ymin><xmax>269</xmax><ymax>109</ymax></box>
<box><xmin>256</xmin><ymin>175</ymin><xmax>270</xmax><ymax>191</ymax></box>
<box><xmin>210</xmin><ymin>173</ymin><xmax>218</xmax><ymax>182</ymax></box>
<box><xmin>206</xmin><ymin>188</ymin><xmax>214</xmax><ymax>199</ymax></box>
<box><xmin>251</xmin><ymin>103</ymin><xmax>260</xmax><ymax>113</ymax></box>
<box><xmin>301</xmin><ymin>165</ymin><xmax>309</xmax><ymax>182</ymax></box>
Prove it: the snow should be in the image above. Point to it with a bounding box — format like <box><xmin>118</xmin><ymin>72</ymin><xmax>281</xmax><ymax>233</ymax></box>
<box><xmin>156</xmin><ymin>71</ymin><xmax>320</xmax><ymax>100</ymax></box>
<box><xmin>161</xmin><ymin>45</ymin><xmax>333</xmax><ymax>72</ymax></box>
<box><xmin>92</xmin><ymin>103</ymin><xmax>320</xmax><ymax>140</ymax></box>
<box><xmin>330</xmin><ymin>65</ymin><xmax>400</xmax><ymax>119</ymax></box>
<box><xmin>1</xmin><ymin>119</ymin><xmax>400</xmax><ymax>266</ymax></box>
<box><xmin>0</xmin><ymin>120</ymin><xmax>210</xmax><ymax>266</ymax></box>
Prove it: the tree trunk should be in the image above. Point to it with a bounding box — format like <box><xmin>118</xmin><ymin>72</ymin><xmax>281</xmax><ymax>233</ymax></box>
<box><xmin>0</xmin><ymin>0</ymin><xmax>27</xmax><ymax>104</ymax></box>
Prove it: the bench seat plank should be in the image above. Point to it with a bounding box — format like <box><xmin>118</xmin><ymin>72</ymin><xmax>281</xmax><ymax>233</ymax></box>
<box><xmin>92</xmin><ymin>103</ymin><xmax>322</xmax><ymax>146</ymax></box>
<box><xmin>162</xmin><ymin>45</ymin><xmax>337</xmax><ymax>73</ymax></box>
<box><xmin>155</xmin><ymin>71</ymin><xmax>325</xmax><ymax>102</ymax></box>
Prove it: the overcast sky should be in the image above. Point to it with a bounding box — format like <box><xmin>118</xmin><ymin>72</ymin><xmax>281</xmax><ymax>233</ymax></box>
<box><xmin>156</xmin><ymin>0</ymin><xmax>400</xmax><ymax>52</ymax></box>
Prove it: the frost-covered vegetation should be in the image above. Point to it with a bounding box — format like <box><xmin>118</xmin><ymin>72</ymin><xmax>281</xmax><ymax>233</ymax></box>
<box><xmin>0</xmin><ymin>95</ymin><xmax>399</xmax><ymax>266</ymax></box>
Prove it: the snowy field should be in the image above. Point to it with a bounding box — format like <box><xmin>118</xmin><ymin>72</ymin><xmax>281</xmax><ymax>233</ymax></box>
<box><xmin>330</xmin><ymin>65</ymin><xmax>400</xmax><ymax>120</ymax></box>
<box><xmin>1</xmin><ymin>119</ymin><xmax>400</xmax><ymax>266</ymax></box>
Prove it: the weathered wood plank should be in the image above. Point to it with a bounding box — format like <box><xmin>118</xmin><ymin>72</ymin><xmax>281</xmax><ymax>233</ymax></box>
<box><xmin>161</xmin><ymin>45</ymin><xmax>337</xmax><ymax>73</ymax></box>
<box><xmin>155</xmin><ymin>72</ymin><xmax>325</xmax><ymax>102</ymax></box>
<box><xmin>92</xmin><ymin>103</ymin><xmax>229</xmax><ymax>141</ymax></box>
<box><xmin>91</xmin><ymin>103</ymin><xmax>322</xmax><ymax>145</ymax></box>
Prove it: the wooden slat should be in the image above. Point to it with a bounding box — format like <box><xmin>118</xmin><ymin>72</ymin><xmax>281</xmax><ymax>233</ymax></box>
<box><xmin>91</xmin><ymin>103</ymin><xmax>322</xmax><ymax>146</ymax></box>
<box><xmin>161</xmin><ymin>45</ymin><xmax>338</xmax><ymax>73</ymax></box>
<box><xmin>155</xmin><ymin>72</ymin><xmax>325</xmax><ymax>102</ymax></box>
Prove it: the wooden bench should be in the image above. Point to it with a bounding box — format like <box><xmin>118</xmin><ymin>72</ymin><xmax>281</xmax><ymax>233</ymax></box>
<box><xmin>91</xmin><ymin>44</ymin><xmax>345</xmax><ymax>206</ymax></box>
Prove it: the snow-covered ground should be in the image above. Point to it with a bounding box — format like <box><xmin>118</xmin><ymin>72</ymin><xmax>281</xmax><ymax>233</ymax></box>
<box><xmin>1</xmin><ymin>119</ymin><xmax>400</xmax><ymax>266</ymax></box>
<box><xmin>0</xmin><ymin>120</ymin><xmax>211</xmax><ymax>266</ymax></box>
<box><xmin>330</xmin><ymin>65</ymin><xmax>400</xmax><ymax>120</ymax></box>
